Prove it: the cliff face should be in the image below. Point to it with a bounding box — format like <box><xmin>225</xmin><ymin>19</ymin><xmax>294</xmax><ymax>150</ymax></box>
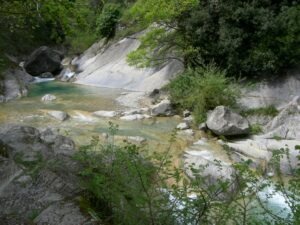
<box><xmin>239</xmin><ymin>69</ymin><xmax>300</xmax><ymax>109</ymax></box>
<box><xmin>73</xmin><ymin>35</ymin><xmax>183</xmax><ymax>92</ymax></box>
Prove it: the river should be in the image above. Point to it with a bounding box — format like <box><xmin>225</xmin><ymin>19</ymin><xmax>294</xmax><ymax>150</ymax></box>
<box><xmin>0</xmin><ymin>80</ymin><xmax>292</xmax><ymax>222</ymax></box>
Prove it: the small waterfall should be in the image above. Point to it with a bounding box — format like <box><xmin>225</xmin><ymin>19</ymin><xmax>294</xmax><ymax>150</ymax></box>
<box><xmin>33</xmin><ymin>77</ymin><xmax>55</xmax><ymax>83</ymax></box>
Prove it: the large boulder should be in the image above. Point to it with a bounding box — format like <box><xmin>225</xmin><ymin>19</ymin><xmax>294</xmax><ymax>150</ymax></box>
<box><xmin>0</xmin><ymin>125</ymin><xmax>95</xmax><ymax>225</ymax></box>
<box><xmin>150</xmin><ymin>99</ymin><xmax>173</xmax><ymax>116</ymax></box>
<box><xmin>0</xmin><ymin>69</ymin><xmax>34</xmax><ymax>102</ymax></box>
<box><xmin>206</xmin><ymin>106</ymin><xmax>250</xmax><ymax>136</ymax></box>
<box><xmin>47</xmin><ymin>110</ymin><xmax>69</xmax><ymax>121</ymax></box>
<box><xmin>24</xmin><ymin>46</ymin><xmax>63</xmax><ymax>76</ymax></box>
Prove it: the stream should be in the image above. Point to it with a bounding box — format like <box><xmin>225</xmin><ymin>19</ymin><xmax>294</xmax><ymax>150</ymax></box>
<box><xmin>0</xmin><ymin>80</ymin><xmax>292</xmax><ymax>222</ymax></box>
<box><xmin>0</xmin><ymin>81</ymin><xmax>185</xmax><ymax>151</ymax></box>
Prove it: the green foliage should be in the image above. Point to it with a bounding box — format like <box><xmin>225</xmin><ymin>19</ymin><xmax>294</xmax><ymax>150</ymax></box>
<box><xmin>14</xmin><ymin>152</ymin><xmax>45</xmax><ymax>179</ymax></box>
<box><xmin>126</xmin><ymin>0</ymin><xmax>197</xmax><ymax>25</ymax></box>
<box><xmin>0</xmin><ymin>0</ymin><xmax>98</xmax><ymax>67</ymax></box>
<box><xmin>0</xmin><ymin>142</ymin><xmax>9</xmax><ymax>158</ymax></box>
<box><xmin>96</xmin><ymin>4</ymin><xmax>122</xmax><ymax>39</ymax></box>
<box><xmin>76</xmin><ymin>132</ymin><xmax>175</xmax><ymax>224</ymax></box>
<box><xmin>127</xmin><ymin>27</ymin><xmax>185</xmax><ymax>67</ymax></box>
<box><xmin>124</xmin><ymin>0</ymin><xmax>197</xmax><ymax>68</ymax></box>
<box><xmin>67</xmin><ymin>31</ymin><xmax>97</xmax><ymax>55</ymax></box>
<box><xmin>242</xmin><ymin>106</ymin><xmax>279</xmax><ymax>117</ymax></box>
<box><xmin>76</xmin><ymin>123</ymin><xmax>300</xmax><ymax>224</ymax></box>
<box><xmin>250</xmin><ymin>124</ymin><xmax>263</xmax><ymax>135</ymax></box>
<box><xmin>178</xmin><ymin>0</ymin><xmax>300</xmax><ymax>76</ymax></box>
<box><xmin>125</xmin><ymin>0</ymin><xmax>299</xmax><ymax>77</ymax></box>
<box><xmin>0</xmin><ymin>0</ymin><xmax>87</xmax><ymax>43</ymax></box>
<box><xmin>167</xmin><ymin>66</ymin><xmax>240</xmax><ymax>122</ymax></box>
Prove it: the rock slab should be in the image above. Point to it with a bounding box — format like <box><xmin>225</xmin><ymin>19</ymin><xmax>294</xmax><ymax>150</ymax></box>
<box><xmin>0</xmin><ymin>125</ymin><xmax>95</xmax><ymax>225</ymax></box>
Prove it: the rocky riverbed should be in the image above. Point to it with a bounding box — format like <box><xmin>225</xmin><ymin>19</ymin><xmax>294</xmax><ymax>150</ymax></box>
<box><xmin>1</xmin><ymin>42</ymin><xmax>299</xmax><ymax>224</ymax></box>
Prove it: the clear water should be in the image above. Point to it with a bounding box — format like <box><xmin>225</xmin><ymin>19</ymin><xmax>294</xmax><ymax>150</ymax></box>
<box><xmin>0</xmin><ymin>81</ymin><xmax>181</xmax><ymax>148</ymax></box>
<box><xmin>0</xmin><ymin>81</ymin><xmax>291</xmax><ymax>220</ymax></box>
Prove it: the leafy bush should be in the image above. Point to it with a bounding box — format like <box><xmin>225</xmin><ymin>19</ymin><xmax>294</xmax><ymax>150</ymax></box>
<box><xmin>167</xmin><ymin>66</ymin><xmax>240</xmax><ymax>122</ymax></box>
<box><xmin>96</xmin><ymin>4</ymin><xmax>122</xmax><ymax>39</ymax></box>
<box><xmin>76</xmin><ymin>123</ymin><xmax>300</xmax><ymax>224</ymax></box>
<box><xmin>76</xmin><ymin>124</ymin><xmax>176</xmax><ymax>225</ymax></box>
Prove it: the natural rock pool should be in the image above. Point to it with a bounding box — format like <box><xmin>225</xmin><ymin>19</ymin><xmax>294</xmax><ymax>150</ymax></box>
<box><xmin>0</xmin><ymin>81</ymin><xmax>185</xmax><ymax>150</ymax></box>
<box><xmin>0</xmin><ymin>80</ymin><xmax>293</xmax><ymax>222</ymax></box>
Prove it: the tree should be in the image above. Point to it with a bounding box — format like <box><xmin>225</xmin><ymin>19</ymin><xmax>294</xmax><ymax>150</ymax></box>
<box><xmin>178</xmin><ymin>0</ymin><xmax>300</xmax><ymax>77</ymax></box>
<box><xmin>125</xmin><ymin>0</ymin><xmax>198</xmax><ymax>67</ymax></box>
<box><xmin>126</xmin><ymin>0</ymin><xmax>300</xmax><ymax>77</ymax></box>
<box><xmin>0</xmin><ymin>0</ymin><xmax>94</xmax><ymax>71</ymax></box>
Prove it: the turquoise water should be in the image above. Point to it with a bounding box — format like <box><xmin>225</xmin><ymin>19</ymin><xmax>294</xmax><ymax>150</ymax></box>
<box><xmin>0</xmin><ymin>81</ymin><xmax>181</xmax><ymax>147</ymax></box>
<box><xmin>0</xmin><ymin>81</ymin><xmax>293</xmax><ymax>221</ymax></box>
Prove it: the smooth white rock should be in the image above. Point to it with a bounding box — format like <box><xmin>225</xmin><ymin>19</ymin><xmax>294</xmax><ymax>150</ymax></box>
<box><xmin>93</xmin><ymin>110</ymin><xmax>119</xmax><ymax>118</ymax></box>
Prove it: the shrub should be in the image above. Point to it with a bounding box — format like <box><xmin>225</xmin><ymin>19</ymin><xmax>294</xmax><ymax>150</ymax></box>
<box><xmin>241</xmin><ymin>105</ymin><xmax>279</xmax><ymax>117</ymax></box>
<box><xmin>76</xmin><ymin>123</ymin><xmax>300</xmax><ymax>224</ymax></box>
<box><xmin>96</xmin><ymin>4</ymin><xmax>122</xmax><ymax>39</ymax></box>
<box><xmin>167</xmin><ymin>66</ymin><xmax>240</xmax><ymax>122</ymax></box>
<box><xmin>250</xmin><ymin>124</ymin><xmax>263</xmax><ymax>135</ymax></box>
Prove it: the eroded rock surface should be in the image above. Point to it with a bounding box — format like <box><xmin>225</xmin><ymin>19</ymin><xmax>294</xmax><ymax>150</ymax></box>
<box><xmin>261</xmin><ymin>96</ymin><xmax>300</xmax><ymax>140</ymax></box>
<box><xmin>0</xmin><ymin>125</ymin><xmax>94</xmax><ymax>225</ymax></box>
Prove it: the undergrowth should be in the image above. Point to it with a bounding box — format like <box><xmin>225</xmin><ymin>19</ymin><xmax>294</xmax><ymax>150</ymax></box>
<box><xmin>75</xmin><ymin>122</ymin><xmax>300</xmax><ymax>225</ymax></box>
<box><xmin>241</xmin><ymin>105</ymin><xmax>279</xmax><ymax>117</ymax></box>
<box><xmin>167</xmin><ymin>65</ymin><xmax>240</xmax><ymax>123</ymax></box>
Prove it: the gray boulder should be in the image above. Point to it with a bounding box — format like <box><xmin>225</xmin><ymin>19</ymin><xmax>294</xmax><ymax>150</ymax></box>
<box><xmin>47</xmin><ymin>111</ymin><xmax>69</xmax><ymax>121</ymax></box>
<box><xmin>150</xmin><ymin>99</ymin><xmax>173</xmax><ymax>116</ymax></box>
<box><xmin>24</xmin><ymin>46</ymin><xmax>63</xmax><ymax>76</ymax></box>
<box><xmin>176</xmin><ymin>122</ymin><xmax>190</xmax><ymax>130</ymax></box>
<box><xmin>206</xmin><ymin>106</ymin><xmax>250</xmax><ymax>136</ymax></box>
<box><xmin>41</xmin><ymin>94</ymin><xmax>57</xmax><ymax>102</ymax></box>
<box><xmin>0</xmin><ymin>69</ymin><xmax>34</xmax><ymax>102</ymax></box>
